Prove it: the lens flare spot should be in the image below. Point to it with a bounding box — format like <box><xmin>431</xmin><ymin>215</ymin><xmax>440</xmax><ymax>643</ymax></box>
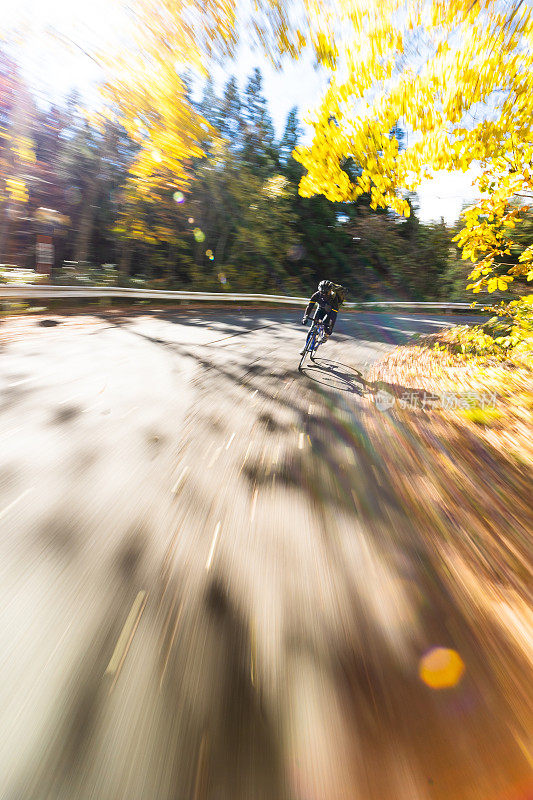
<box><xmin>193</xmin><ymin>228</ymin><xmax>205</xmax><ymax>242</ymax></box>
<box><xmin>206</xmin><ymin>249</ymin><xmax>213</xmax><ymax>257</ymax></box>
<box><xmin>173</xmin><ymin>191</ymin><xmax>184</xmax><ymax>203</ymax></box>
<box><xmin>218</xmin><ymin>272</ymin><xmax>227</xmax><ymax>284</ymax></box>
<box><xmin>419</xmin><ymin>647</ymin><xmax>465</xmax><ymax>689</ymax></box>
<box><xmin>151</xmin><ymin>149</ymin><xmax>162</xmax><ymax>163</ymax></box>
<box><xmin>188</xmin><ymin>217</ymin><xmax>194</xmax><ymax>224</ymax></box>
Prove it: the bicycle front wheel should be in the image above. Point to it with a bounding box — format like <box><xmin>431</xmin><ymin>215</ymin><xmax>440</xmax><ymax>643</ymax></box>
<box><xmin>299</xmin><ymin>330</ymin><xmax>315</xmax><ymax>369</ymax></box>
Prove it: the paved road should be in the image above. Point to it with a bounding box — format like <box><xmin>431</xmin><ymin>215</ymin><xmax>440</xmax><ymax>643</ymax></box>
<box><xmin>0</xmin><ymin>309</ymin><xmax>531</xmax><ymax>800</ymax></box>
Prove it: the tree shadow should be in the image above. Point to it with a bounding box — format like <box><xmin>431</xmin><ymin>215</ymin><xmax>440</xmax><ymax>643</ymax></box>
<box><xmin>94</xmin><ymin>307</ymin><xmax>476</xmax><ymax>347</ymax></box>
<box><xmin>92</xmin><ymin>312</ymin><xmax>480</xmax><ymax>424</ymax></box>
<box><xmin>95</xmin><ymin>308</ymin><xmax>288</xmax><ymax>341</ymax></box>
<box><xmin>154</xmin><ymin>573</ymin><xmax>288</xmax><ymax>800</ymax></box>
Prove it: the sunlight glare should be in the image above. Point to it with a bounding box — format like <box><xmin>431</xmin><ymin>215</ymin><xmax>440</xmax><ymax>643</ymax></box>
<box><xmin>2</xmin><ymin>0</ymin><xmax>125</xmax><ymax>102</ymax></box>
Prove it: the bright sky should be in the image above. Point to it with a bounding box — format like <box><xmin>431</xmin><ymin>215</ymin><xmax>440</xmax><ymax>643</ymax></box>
<box><xmin>417</xmin><ymin>169</ymin><xmax>479</xmax><ymax>224</ymax></box>
<box><xmin>1</xmin><ymin>0</ymin><xmax>478</xmax><ymax>225</ymax></box>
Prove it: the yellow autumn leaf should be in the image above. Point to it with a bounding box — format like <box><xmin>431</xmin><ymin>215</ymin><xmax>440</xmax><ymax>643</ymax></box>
<box><xmin>5</xmin><ymin>177</ymin><xmax>28</xmax><ymax>204</ymax></box>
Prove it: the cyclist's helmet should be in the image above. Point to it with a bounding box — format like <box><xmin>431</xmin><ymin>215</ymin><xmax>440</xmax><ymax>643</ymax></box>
<box><xmin>318</xmin><ymin>280</ymin><xmax>333</xmax><ymax>294</ymax></box>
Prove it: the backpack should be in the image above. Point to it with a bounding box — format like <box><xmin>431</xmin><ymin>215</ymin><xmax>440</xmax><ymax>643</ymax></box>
<box><xmin>331</xmin><ymin>283</ymin><xmax>347</xmax><ymax>306</ymax></box>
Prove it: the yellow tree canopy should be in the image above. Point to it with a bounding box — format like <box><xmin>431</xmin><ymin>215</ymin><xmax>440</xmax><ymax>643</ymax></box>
<box><xmin>290</xmin><ymin>0</ymin><xmax>533</xmax><ymax>294</ymax></box>
<box><xmin>99</xmin><ymin>0</ymin><xmax>303</xmax><ymax>185</ymax></box>
<box><xmin>99</xmin><ymin>0</ymin><xmax>218</xmax><ymax>194</ymax></box>
<box><xmin>98</xmin><ymin>0</ymin><xmax>304</xmax><ymax>244</ymax></box>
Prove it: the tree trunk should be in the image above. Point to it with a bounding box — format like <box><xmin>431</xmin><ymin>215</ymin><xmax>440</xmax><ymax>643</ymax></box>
<box><xmin>215</xmin><ymin>227</ymin><xmax>230</xmax><ymax>265</ymax></box>
<box><xmin>0</xmin><ymin>204</ymin><xmax>11</xmax><ymax>263</ymax></box>
<box><xmin>75</xmin><ymin>177</ymin><xmax>99</xmax><ymax>264</ymax></box>
<box><xmin>119</xmin><ymin>239</ymin><xmax>133</xmax><ymax>278</ymax></box>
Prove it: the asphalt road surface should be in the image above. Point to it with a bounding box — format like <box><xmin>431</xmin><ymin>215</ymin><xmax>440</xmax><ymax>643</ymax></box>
<box><xmin>0</xmin><ymin>308</ymin><xmax>531</xmax><ymax>800</ymax></box>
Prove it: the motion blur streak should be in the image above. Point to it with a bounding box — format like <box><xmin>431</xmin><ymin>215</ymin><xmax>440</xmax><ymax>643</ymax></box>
<box><xmin>0</xmin><ymin>309</ymin><xmax>531</xmax><ymax>800</ymax></box>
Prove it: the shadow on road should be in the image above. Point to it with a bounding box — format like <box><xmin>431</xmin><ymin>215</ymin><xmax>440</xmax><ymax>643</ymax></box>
<box><xmin>94</xmin><ymin>307</ymin><xmax>442</xmax><ymax>346</ymax></box>
<box><xmin>7</xmin><ymin>308</ymin><xmax>529</xmax><ymax>800</ymax></box>
<box><xmin>300</xmin><ymin>357</ymin><xmax>370</xmax><ymax>395</ymax></box>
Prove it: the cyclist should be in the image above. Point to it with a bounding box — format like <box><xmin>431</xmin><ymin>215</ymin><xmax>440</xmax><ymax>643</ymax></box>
<box><xmin>300</xmin><ymin>280</ymin><xmax>344</xmax><ymax>354</ymax></box>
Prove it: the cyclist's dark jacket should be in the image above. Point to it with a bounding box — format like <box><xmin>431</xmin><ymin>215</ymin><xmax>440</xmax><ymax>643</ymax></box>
<box><xmin>304</xmin><ymin>291</ymin><xmax>340</xmax><ymax>335</ymax></box>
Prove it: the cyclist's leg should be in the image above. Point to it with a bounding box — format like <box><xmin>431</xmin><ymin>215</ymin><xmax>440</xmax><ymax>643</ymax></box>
<box><xmin>323</xmin><ymin>310</ymin><xmax>337</xmax><ymax>339</ymax></box>
<box><xmin>310</xmin><ymin>326</ymin><xmax>318</xmax><ymax>359</ymax></box>
<box><xmin>314</xmin><ymin>308</ymin><xmax>327</xmax><ymax>345</ymax></box>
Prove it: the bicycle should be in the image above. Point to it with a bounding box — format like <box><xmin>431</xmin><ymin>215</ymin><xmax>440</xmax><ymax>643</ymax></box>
<box><xmin>299</xmin><ymin>316</ymin><xmax>326</xmax><ymax>370</ymax></box>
